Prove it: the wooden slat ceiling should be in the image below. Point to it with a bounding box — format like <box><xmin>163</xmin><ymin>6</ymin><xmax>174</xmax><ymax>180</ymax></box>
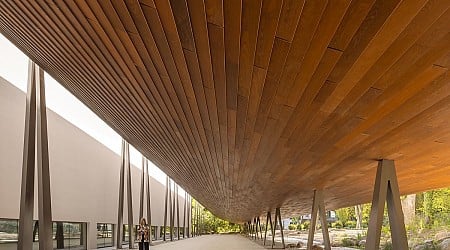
<box><xmin>1</xmin><ymin>0</ymin><xmax>449</xmax><ymax>222</ymax></box>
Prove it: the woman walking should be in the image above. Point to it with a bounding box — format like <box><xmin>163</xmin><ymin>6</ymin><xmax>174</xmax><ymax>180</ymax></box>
<box><xmin>137</xmin><ymin>218</ymin><xmax>150</xmax><ymax>250</ymax></box>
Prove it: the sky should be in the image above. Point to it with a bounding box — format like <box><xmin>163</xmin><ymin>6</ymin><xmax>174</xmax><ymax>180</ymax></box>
<box><xmin>0</xmin><ymin>34</ymin><xmax>171</xmax><ymax>187</ymax></box>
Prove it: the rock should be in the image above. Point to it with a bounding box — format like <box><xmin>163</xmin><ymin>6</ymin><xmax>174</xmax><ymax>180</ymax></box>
<box><xmin>425</xmin><ymin>239</ymin><xmax>434</xmax><ymax>245</ymax></box>
<box><xmin>439</xmin><ymin>238</ymin><xmax>450</xmax><ymax>250</ymax></box>
<box><xmin>359</xmin><ymin>239</ymin><xmax>366</xmax><ymax>246</ymax></box>
<box><xmin>436</xmin><ymin>231</ymin><xmax>450</xmax><ymax>241</ymax></box>
<box><xmin>296</xmin><ymin>241</ymin><xmax>304</xmax><ymax>248</ymax></box>
<box><xmin>311</xmin><ymin>245</ymin><xmax>324</xmax><ymax>250</ymax></box>
<box><xmin>285</xmin><ymin>243</ymin><xmax>297</xmax><ymax>249</ymax></box>
<box><xmin>413</xmin><ymin>244</ymin><xmax>426</xmax><ymax>250</ymax></box>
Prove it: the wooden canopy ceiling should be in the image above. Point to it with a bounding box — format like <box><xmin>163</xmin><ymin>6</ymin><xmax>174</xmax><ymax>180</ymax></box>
<box><xmin>1</xmin><ymin>0</ymin><xmax>449</xmax><ymax>222</ymax></box>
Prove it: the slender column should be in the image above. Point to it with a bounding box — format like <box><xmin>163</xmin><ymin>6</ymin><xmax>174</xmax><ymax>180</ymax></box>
<box><xmin>163</xmin><ymin>176</ymin><xmax>168</xmax><ymax>241</ymax></box>
<box><xmin>255</xmin><ymin>217</ymin><xmax>258</xmax><ymax>240</ymax></box>
<box><xmin>169</xmin><ymin>179</ymin><xmax>173</xmax><ymax>241</ymax></box>
<box><xmin>183</xmin><ymin>191</ymin><xmax>187</xmax><ymax>238</ymax></box>
<box><xmin>271</xmin><ymin>210</ymin><xmax>278</xmax><ymax>248</ymax></box>
<box><xmin>18</xmin><ymin>60</ymin><xmax>37</xmax><ymax>250</ymax></box>
<box><xmin>116</xmin><ymin>140</ymin><xmax>126</xmax><ymax>248</ymax></box>
<box><xmin>145</xmin><ymin>159</ymin><xmax>152</xmax><ymax>244</ymax></box>
<box><xmin>252</xmin><ymin>218</ymin><xmax>255</xmax><ymax>239</ymax></box>
<box><xmin>264</xmin><ymin>211</ymin><xmax>272</xmax><ymax>245</ymax></box>
<box><xmin>189</xmin><ymin>195</ymin><xmax>192</xmax><ymax>237</ymax></box>
<box><xmin>307</xmin><ymin>190</ymin><xmax>331</xmax><ymax>250</ymax></box>
<box><xmin>176</xmin><ymin>185</ymin><xmax>180</xmax><ymax>239</ymax></box>
<box><xmin>275</xmin><ymin>208</ymin><xmax>285</xmax><ymax>249</ymax></box>
<box><xmin>195</xmin><ymin>202</ymin><xmax>198</xmax><ymax>236</ymax></box>
<box><xmin>139</xmin><ymin>157</ymin><xmax>145</xmax><ymax>222</ymax></box>
<box><xmin>125</xmin><ymin>143</ymin><xmax>134</xmax><ymax>249</ymax></box>
<box><xmin>257</xmin><ymin>217</ymin><xmax>262</xmax><ymax>239</ymax></box>
<box><xmin>366</xmin><ymin>160</ymin><xmax>408</xmax><ymax>250</ymax></box>
<box><xmin>35</xmin><ymin>64</ymin><xmax>53</xmax><ymax>250</ymax></box>
<box><xmin>18</xmin><ymin>62</ymin><xmax>53</xmax><ymax>250</ymax></box>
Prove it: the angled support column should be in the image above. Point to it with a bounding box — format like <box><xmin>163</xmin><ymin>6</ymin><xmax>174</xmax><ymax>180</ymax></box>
<box><xmin>176</xmin><ymin>185</ymin><xmax>180</xmax><ymax>240</ymax></box>
<box><xmin>365</xmin><ymin>160</ymin><xmax>408</xmax><ymax>250</ymax></box>
<box><xmin>117</xmin><ymin>140</ymin><xmax>134</xmax><ymax>249</ymax></box>
<box><xmin>163</xmin><ymin>176</ymin><xmax>169</xmax><ymax>241</ymax></box>
<box><xmin>138</xmin><ymin>157</ymin><xmax>152</xmax><ymax>244</ymax></box>
<box><xmin>183</xmin><ymin>191</ymin><xmax>187</xmax><ymax>238</ymax></box>
<box><xmin>272</xmin><ymin>208</ymin><xmax>285</xmax><ymax>249</ymax></box>
<box><xmin>116</xmin><ymin>140</ymin><xmax>126</xmax><ymax>248</ymax></box>
<box><xmin>256</xmin><ymin>217</ymin><xmax>261</xmax><ymax>239</ymax></box>
<box><xmin>125</xmin><ymin>142</ymin><xmax>134</xmax><ymax>249</ymax></box>
<box><xmin>307</xmin><ymin>190</ymin><xmax>331</xmax><ymax>250</ymax></box>
<box><xmin>257</xmin><ymin>217</ymin><xmax>262</xmax><ymax>239</ymax></box>
<box><xmin>169</xmin><ymin>179</ymin><xmax>174</xmax><ymax>241</ymax></box>
<box><xmin>145</xmin><ymin>158</ymin><xmax>152</xmax><ymax>244</ymax></box>
<box><xmin>264</xmin><ymin>211</ymin><xmax>273</xmax><ymax>245</ymax></box>
<box><xmin>253</xmin><ymin>217</ymin><xmax>257</xmax><ymax>240</ymax></box>
<box><xmin>139</xmin><ymin>158</ymin><xmax>145</xmax><ymax>222</ymax></box>
<box><xmin>18</xmin><ymin>60</ymin><xmax>53</xmax><ymax>250</ymax></box>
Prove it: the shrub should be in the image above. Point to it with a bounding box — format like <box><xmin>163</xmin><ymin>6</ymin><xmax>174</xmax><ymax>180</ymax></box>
<box><xmin>383</xmin><ymin>241</ymin><xmax>393</xmax><ymax>250</ymax></box>
<box><xmin>342</xmin><ymin>238</ymin><xmax>357</xmax><ymax>247</ymax></box>
<box><xmin>300</xmin><ymin>221</ymin><xmax>310</xmax><ymax>230</ymax></box>
<box><xmin>345</xmin><ymin>221</ymin><xmax>357</xmax><ymax>228</ymax></box>
<box><xmin>332</xmin><ymin>221</ymin><xmax>343</xmax><ymax>229</ymax></box>
<box><xmin>288</xmin><ymin>224</ymin><xmax>297</xmax><ymax>230</ymax></box>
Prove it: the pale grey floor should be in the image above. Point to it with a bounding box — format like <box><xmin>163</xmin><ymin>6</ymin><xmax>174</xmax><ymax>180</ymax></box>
<box><xmin>151</xmin><ymin>234</ymin><xmax>265</xmax><ymax>250</ymax></box>
<box><xmin>101</xmin><ymin>234</ymin><xmax>357</xmax><ymax>250</ymax></box>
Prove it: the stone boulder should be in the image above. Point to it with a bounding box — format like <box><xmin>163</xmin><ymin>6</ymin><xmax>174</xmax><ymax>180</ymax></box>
<box><xmin>436</xmin><ymin>231</ymin><xmax>450</xmax><ymax>241</ymax></box>
<box><xmin>311</xmin><ymin>245</ymin><xmax>324</xmax><ymax>250</ymax></box>
<box><xmin>439</xmin><ymin>238</ymin><xmax>450</xmax><ymax>250</ymax></box>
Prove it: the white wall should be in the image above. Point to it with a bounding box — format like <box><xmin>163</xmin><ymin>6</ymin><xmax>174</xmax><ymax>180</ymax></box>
<box><xmin>0</xmin><ymin>77</ymin><xmax>189</xmax><ymax>247</ymax></box>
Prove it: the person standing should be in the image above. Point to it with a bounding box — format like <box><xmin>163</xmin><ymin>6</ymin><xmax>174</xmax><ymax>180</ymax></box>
<box><xmin>137</xmin><ymin>218</ymin><xmax>150</xmax><ymax>250</ymax></box>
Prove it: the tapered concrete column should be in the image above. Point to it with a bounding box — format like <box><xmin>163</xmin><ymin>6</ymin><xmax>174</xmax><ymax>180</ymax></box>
<box><xmin>169</xmin><ymin>179</ymin><xmax>174</xmax><ymax>241</ymax></box>
<box><xmin>139</xmin><ymin>157</ymin><xmax>152</xmax><ymax>244</ymax></box>
<box><xmin>365</xmin><ymin>160</ymin><xmax>408</xmax><ymax>250</ymax></box>
<box><xmin>176</xmin><ymin>185</ymin><xmax>180</xmax><ymax>240</ymax></box>
<box><xmin>139</xmin><ymin>157</ymin><xmax>145</xmax><ymax>222</ymax></box>
<box><xmin>307</xmin><ymin>190</ymin><xmax>330</xmax><ymax>250</ymax></box>
<box><xmin>183</xmin><ymin>191</ymin><xmax>187</xmax><ymax>238</ymax></box>
<box><xmin>18</xmin><ymin>61</ymin><xmax>53</xmax><ymax>250</ymax></box>
<box><xmin>272</xmin><ymin>208</ymin><xmax>285</xmax><ymax>249</ymax></box>
<box><xmin>163</xmin><ymin>176</ymin><xmax>169</xmax><ymax>241</ymax></box>
<box><xmin>264</xmin><ymin>211</ymin><xmax>273</xmax><ymax>246</ymax></box>
<box><xmin>125</xmin><ymin>142</ymin><xmax>134</xmax><ymax>249</ymax></box>
<box><xmin>145</xmin><ymin>158</ymin><xmax>152</xmax><ymax>244</ymax></box>
<box><xmin>116</xmin><ymin>140</ymin><xmax>134</xmax><ymax>249</ymax></box>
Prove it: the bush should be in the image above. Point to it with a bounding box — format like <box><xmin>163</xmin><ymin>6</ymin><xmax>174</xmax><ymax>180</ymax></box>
<box><xmin>345</xmin><ymin>221</ymin><xmax>357</xmax><ymax>228</ymax></box>
<box><xmin>383</xmin><ymin>241</ymin><xmax>393</xmax><ymax>250</ymax></box>
<box><xmin>342</xmin><ymin>238</ymin><xmax>357</xmax><ymax>247</ymax></box>
<box><xmin>300</xmin><ymin>221</ymin><xmax>310</xmax><ymax>230</ymax></box>
<box><xmin>332</xmin><ymin>221</ymin><xmax>343</xmax><ymax>229</ymax></box>
<box><xmin>288</xmin><ymin>224</ymin><xmax>297</xmax><ymax>230</ymax></box>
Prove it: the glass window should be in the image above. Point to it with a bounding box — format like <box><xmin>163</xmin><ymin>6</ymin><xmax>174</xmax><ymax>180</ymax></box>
<box><xmin>96</xmin><ymin>223</ymin><xmax>113</xmax><ymax>248</ymax></box>
<box><xmin>0</xmin><ymin>218</ymin><xmax>18</xmax><ymax>247</ymax></box>
<box><xmin>52</xmin><ymin>221</ymin><xmax>86</xmax><ymax>249</ymax></box>
<box><xmin>0</xmin><ymin>219</ymin><xmax>86</xmax><ymax>249</ymax></box>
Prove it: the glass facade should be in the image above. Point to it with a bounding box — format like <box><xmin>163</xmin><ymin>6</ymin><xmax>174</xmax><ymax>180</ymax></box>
<box><xmin>96</xmin><ymin>223</ymin><xmax>113</xmax><ymax>248</ymax></box>
<box><xmin>0</xmin><ymin>219</ymin><xmax>18</xmax><ymax>244</ymax></box>
<box><xmin>0</xmin><ymin>219</ymin><xmax>86</xmax><ymax>250</ymax></box>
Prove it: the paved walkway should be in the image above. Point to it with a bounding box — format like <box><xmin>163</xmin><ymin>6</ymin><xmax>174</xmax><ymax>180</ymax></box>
<box><xmin>104</xmin><ymin>234</ymin><xmax>357</xmax><ymax>249</ymax></box>
<box><xmin>151</xmin><ymin>234</ymin><xmax>265</xmax><ymax>250</ymax></box>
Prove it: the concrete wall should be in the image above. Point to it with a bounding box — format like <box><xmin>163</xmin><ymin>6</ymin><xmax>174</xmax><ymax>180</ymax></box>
<box><xmin>0</xmin><ymin>77</ymin><xmax>188</xmax><ymax>248</ymax></box>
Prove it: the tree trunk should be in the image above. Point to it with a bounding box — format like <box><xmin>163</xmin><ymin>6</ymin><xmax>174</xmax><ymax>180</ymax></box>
<box><xmin>355</xmin><ymin>205</ymin><xmax>362</xmax><ymax>229</ymax></box>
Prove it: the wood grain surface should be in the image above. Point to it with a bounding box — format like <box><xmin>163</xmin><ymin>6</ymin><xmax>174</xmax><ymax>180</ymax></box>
<box><xmin>0</xmin><ymin>0</ymin><xmax>449</xmax><ymax>222</ymax></box>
